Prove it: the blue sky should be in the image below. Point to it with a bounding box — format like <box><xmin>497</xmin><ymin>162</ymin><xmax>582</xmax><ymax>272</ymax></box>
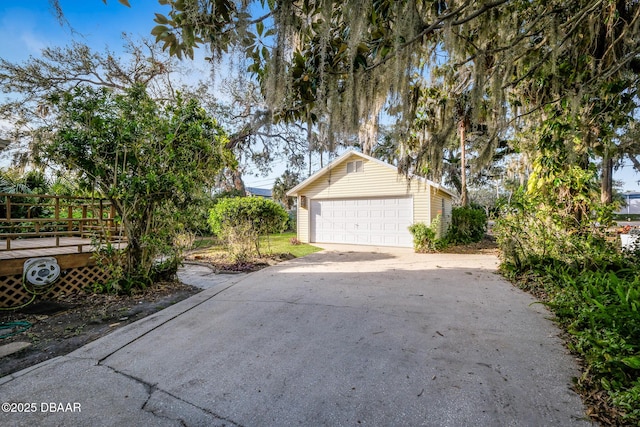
<box><xmin>0</xmin><ymin>1</ymin><xmax>169</xmax><ymax>61</ymax></box>
<box><xmin>0</xmin><ymin>0</ymin><xmax>286</xmax><ymax>188</ymax></box>
<box><xmin>0</xmin><ymin>1</ymin><xmax>639</xmax><ymax>193</ymax></box>
<box><xmin>615</xmin><ymin>162</ymin><xmax>640</xmax><ymax>192</ymax></box>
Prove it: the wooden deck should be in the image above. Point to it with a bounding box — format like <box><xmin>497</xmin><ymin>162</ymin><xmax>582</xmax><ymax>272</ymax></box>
<box><xmin>0</xmin><ymin>193</ymin><xmax>128</xmax><ymax>307</ymax></box>
<box><xmin>0</xmin><ymin>192</ymin><xmax>126</xmax><ymax>263</ymax></box>
<box><xmin>0</xmin><ymin>237</ymin><xmax>127</xmax><ymax>260</ymax></box>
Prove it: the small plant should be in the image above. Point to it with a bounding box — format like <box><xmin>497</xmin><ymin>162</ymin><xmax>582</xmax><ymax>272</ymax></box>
<box><xmin>290</xmin><ymin>237</ymin><xmax>301</xmax><ymax>245</ymax></box>
<box><xmin>89</xmin><ymin>239</ymin><xmax>157</xmax><ymax>295</ymax></box>
<box><xmin>26</xmin><ymin>332</ymin><xmax>40</xmax><ymax>344</ymax></box>
<box><xmin>86</xmin><ymin>281</ymin><xmax>113</xmax><ymax>294</ymax></box>
<box><xmin>409</xmin><ymin>216</ymin><xmax>443</xmax><ymax>252</ymax></box>
<box><xmin>90</xmin><ymin>241</ymin><xmax>126</xmax><ymax>294</ymax></box>
<box><xmin>63</xmin><ymin>324</ymin><xmax>86</xmax><ymax>338</ymax></box>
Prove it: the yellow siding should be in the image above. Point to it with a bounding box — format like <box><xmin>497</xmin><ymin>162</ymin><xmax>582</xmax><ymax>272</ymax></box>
<box><xmin>295</xmin><ymin>152</ymin><xmax>452</xmax><ymax>242</ymax></box>
<box><xmin>429</xmin><ymin>189</ymin><xmax>453</xmax><ymax>237</ymax></box>
<box><xmin>297</xmin><ymin>195</ymin><xmax>309</xmax><ymax>243</ymax></box>
<box><xmin>430</xmin><ymin>191</ymin><xmax>443</xmax><ymax>221</ymax></box>
<box><xmin>441</xmin><ymin>193</ymin><xmax>453</xmax><ymax>233</ymax></box>
<box><xmin>302</xmin><ymin>154</ymin><xmax>428</xmax><ymax>196</ymax></box>
<box><xmin>413</xmin><ymin>192</ymin><xmax>430</xmax><ymax>224</ymax></box>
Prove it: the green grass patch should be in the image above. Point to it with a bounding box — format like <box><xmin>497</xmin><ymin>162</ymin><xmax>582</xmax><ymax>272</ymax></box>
<box><xmin>191</xmin><ymin>236</ymin><xmax>218</xmax><ymax>250</ymax></box>
<box><xmin>259</xmin><ymin>232</ymin><xmax>322</xmax><ymax>258</ymax></box>
<box><xmin>190</xmin><ymin>232</ymin><xmax>321</xmax><ymax>259</ymax></box>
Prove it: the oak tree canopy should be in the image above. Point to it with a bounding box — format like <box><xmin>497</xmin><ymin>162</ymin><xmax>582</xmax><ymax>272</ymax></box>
<box><xmin>149</xmin><ymin>0</ymin><xmax>639</xmax><ymax>203</ymax></box>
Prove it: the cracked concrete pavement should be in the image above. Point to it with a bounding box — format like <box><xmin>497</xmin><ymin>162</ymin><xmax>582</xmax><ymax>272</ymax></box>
<box><xmin>0</xmin><ymin>245</ymin><xmax>593</xmax><ymax>426</ymax></box>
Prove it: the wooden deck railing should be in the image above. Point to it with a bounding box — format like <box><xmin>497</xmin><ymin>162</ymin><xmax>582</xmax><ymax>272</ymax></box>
<box><xmin>0</xmin><ymin>193</ymin><xmax>125</xmax><ymax>252</ymax></box>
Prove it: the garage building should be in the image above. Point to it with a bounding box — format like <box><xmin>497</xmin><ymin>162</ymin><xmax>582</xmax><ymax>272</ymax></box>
<box><xmin>287</xmin><ymin>150</ymin><xmax>454</xmax><ymax>248</ymax></box>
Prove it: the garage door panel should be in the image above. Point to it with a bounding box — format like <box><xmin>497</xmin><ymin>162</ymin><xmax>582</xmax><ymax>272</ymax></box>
<box><xmin>382</xmin><ymin>223</ymin><xmax>397</xmax><ymax>231</ymax></box>
<box><xmin>310</xmin><ymin>197</ymin><xmax>413</xmax><ymax>247</ymax></box>
<box><xmin>383</xmin><ymin>235</ymin><xmax>402</xmax><ymax>245</ymax></box>
<box><xmin>370</xmin><ymin>223</ymin><xmax>384</xmax><ymax>232</ymax></box>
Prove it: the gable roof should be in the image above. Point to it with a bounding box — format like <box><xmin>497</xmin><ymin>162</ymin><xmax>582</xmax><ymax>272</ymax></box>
<box><xmin>286</xmin><ymin>149</ymin><xmax>454</xmax><ymax>197</ymax></box>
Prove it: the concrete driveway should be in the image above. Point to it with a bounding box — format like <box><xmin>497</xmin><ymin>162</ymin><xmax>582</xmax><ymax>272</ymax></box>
<box><xmin>0</xmin><ymin>245</ymin><xmax>592</xmax><ymax>426</ymax></box>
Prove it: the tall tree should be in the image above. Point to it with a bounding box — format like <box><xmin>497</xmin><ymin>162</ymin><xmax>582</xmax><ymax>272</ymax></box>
<box><xmin>44</xmin><ymin>84</ymin><xmax>233</xmax><ymax>281</ymax></box>
<box><xmin>44</xmin><ymin>1</ymin><xmax>640</xmax><ymax>203</ymax></box>
<box><xmin>272</xmin><ymin>169</ymin><xmax>301</xmax><ymax>210</ymax></box>
<box><xmin>0</xmin><ymin>36</ymin><xmax>182</xmax><ymax>166</ymax></box>
<box><xmin>151</xmin><ymin>0</ymin><xmax>639</xmax><ymax>184</ymax></box>
<box><xmin>213</xmin><ymin>77</ymin><xmax>310</xmax><ymax>178</ymax></box>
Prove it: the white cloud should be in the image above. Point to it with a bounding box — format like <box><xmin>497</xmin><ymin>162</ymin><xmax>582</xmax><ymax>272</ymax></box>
<box><xmin>0</xmin><ymin>5</ymin><xmax>71</xmax><ymax>61</ymax></box>
<box><xmin>19</xmin><ymin>31</ymin><xmax>47</xmax><ymax>56</ymax></box>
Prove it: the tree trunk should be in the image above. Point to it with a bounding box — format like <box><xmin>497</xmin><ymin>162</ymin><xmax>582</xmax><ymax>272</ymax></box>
<box><xmin>601</xmin><ymin>152</ymin><xmax>613</xmax><ymax>204</ymax></box>
<box><xmin>115</xmin><ymin>199</ymin><xmax>154</xmax><ymax>280</ymax></box>
<box><xmin>232</xmin><ymin>169</ymin><xmax>245</xmax><ymax>193</ymax></box>
<box><xmin>459</xmin><ymin>120</ymin><xmax>469</xmax><ymax>207</ymax></box>
<box><xmin>126</xmin><ymin>235</ymin><xmax>144</xmax><ymax>276</ymax></box>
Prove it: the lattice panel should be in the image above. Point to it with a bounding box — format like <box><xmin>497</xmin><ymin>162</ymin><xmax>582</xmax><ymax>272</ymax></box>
<box><xmin>0</xmin><ymin>275</ymin><xmax>33</xmax><ymax>308</ymax></box>
<box><xmin>0</xmin><ymin>265</ymin><xmax>112</xmax><ymax>309</ymax></box>
<box><xmin>47</xmin><ymin>266</ymin><xmax>112</xmax><ymax>298</ymax></box>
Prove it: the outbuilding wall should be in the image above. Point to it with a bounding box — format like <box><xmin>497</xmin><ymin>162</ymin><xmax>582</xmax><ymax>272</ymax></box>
<box><xmin>295</xmin><ymin>153</ymin><xmax>447</xmax><ymax>244</ymax></box>
<box><xmin>430</xmin><ymin>188</ymin><xmax>453</xmax><ymax>237</ymax></box>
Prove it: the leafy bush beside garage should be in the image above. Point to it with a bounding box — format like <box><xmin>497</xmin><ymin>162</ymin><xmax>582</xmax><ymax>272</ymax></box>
<box><xmin>446</xmin><ymin>206</ymin><xmax>487</xmax><ymax>244</ymax></box>
<box><xmin>209</xmin><ymin>197</ymin><xmax>289</xmax><ymax>261</ymax></box>
<box><xmin>409</xmin><ymin>216</ymin><xmax>443</xmax><ymax>252</ymax></box>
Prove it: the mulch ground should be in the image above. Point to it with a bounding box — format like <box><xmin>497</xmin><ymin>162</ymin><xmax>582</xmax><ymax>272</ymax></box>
<box><xmin>441</xmin><ymin>236</ymin><xmax>500</xmax><ymax>255</ymax></box>
<box><xmin>0</xmin><ymin>280</ymin><xmax>200</xmax><ymax>377</ymax></box>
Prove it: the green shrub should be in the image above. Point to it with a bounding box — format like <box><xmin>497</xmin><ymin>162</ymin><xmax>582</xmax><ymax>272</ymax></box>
<box><xmin>208</xmin><ymin>197</ymin><xmax>288</xmax><ymax>261</ymax></box>
<box><xmin>446</xmin><ymin>206</ymin><xmax>487</xmax><ymax>244</ymax></box>
<box><xmin>409</xmin><ymin>216</ymin><xmax>443</xmax><ymax>252</ymax></box>
<box><xmin>494</xmin><ymin>188</ymin><xmax>615</xmax><ymax>271</ymax></box>
<box><xmin>494</xmin><ymin>181</ymin><xmax>640</xmax><ymax>424</ymax></box>
<box><xmin>286</xmin><ymin>210</ymin><xmax>297</xmax><ymax>232</ymax></box>
<box><xmin>526</xmin><ymin>264</ymin><xmax>640</xmax><ymax>425</ymax></box>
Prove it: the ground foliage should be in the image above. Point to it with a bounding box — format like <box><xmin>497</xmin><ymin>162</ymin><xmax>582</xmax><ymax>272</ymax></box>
<box><xmin>408</xmin><ymin>216</ymin><xmax>442</xmax><ymax>253</ymax></box>
<box><xmin>496</xmin><ymin>180</ymin><xmax>640</xmax><ymax>425</ymax></box>
<box><xmin>410</xmin><ymin>206</ymin><xmax>488</xmax><ymax>252</ymax></box>
<box><xmin>446</xmin><ymin>206</ymin><xmax>487</xmax><ymax>245</ymax></box>
<box><xmin>500</xmin><ymin>251</ymin><xmax>640</xmax><ymax>425</ymax></box>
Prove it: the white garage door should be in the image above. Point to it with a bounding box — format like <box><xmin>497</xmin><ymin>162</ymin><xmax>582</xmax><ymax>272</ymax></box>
<box><xmin>310</xmin><ymin>197</ymin><xmax>413</xmax><ymax>247</ymax></box>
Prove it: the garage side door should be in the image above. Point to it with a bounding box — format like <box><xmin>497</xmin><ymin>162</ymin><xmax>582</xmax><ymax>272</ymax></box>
<box><xmin>310</xmin><ymin>197</ymin><xmax>413</xmax><ymax>247</ymax></box>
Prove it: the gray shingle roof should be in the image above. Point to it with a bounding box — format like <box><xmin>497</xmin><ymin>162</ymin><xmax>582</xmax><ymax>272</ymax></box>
<box><xmin>246</xmin><ymin>187</ymin><xmax>272</xmax><ymax>198</ymax></box>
